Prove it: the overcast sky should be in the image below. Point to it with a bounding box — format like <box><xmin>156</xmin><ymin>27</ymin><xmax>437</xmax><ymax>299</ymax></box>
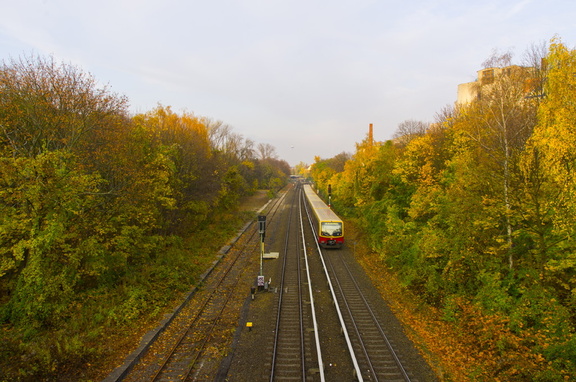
<box><xmin>1</xmin><ymin>0</ymin><xmax>575</xmax><ymax>166</ymax></box>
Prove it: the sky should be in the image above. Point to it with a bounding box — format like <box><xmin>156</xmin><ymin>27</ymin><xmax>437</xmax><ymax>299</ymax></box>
<box><xmin>1</xmin><ymin>0</ymin><xmax>575</xmax><ymax>166</ymax></box>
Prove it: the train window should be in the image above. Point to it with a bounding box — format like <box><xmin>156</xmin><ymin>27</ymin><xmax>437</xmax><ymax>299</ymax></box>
<box><xmin>321</xmin><ymin>222</ymin><xmax>343</xmax><ymax>237</ymax></box>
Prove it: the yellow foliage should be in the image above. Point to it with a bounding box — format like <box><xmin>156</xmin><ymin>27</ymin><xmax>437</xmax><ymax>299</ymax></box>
<box><xmin>527</xmin><ymin>38</ymin><xmax>576</xmax><ymax>236</ymax></box>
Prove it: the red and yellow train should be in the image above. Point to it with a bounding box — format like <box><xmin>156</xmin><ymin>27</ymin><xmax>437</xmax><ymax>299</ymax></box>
<box><xmin>303</xmin><ymin>184</ymin><xmax>344</xmax><ymax>249</ymax></box>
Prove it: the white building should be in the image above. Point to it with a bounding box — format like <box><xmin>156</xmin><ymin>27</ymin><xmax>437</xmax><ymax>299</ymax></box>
<box><xmin>457</xmin><ymin>65</ymin><xmax>535</xmax><ymax>104</ymax></box>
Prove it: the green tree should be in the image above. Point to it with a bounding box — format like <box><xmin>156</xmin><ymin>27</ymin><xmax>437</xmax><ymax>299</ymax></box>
<box><xmin>0</xmin><ymin>151</ymin><xmax>103</xmax><ymax>326</ymax></box>
<box><xmin>132</xmin><ymin>106</ymin><xmax>218</xmax><ymax>233</ymax></box>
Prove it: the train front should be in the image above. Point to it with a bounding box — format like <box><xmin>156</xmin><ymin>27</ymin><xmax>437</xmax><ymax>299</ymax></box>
<box><xmin>319</xmin><ymin>220</ymin><xmax>344</xmax><ymax>248</ymax></box>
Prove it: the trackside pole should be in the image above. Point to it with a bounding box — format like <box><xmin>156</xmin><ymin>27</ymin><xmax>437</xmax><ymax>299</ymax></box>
<box><xmin>258</xmin><ymin>215</ymin><xmax>266</xmax><ymax>290</ymax></box>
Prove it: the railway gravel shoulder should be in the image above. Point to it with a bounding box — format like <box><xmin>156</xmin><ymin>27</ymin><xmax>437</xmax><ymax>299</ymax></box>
<box><xmin>103</xmin><ymin>199</ymin><xmax>273</xmax><ymax>382</ymax></box>
<box><xmin>223</xmin><ymin>185</ymin><xmax>439</xmax><ymax>382</ymax></box>
<box><xmin>103</xmin><ymin>185</ymin><xmax>439</xmax><ymax>382</ymax></box>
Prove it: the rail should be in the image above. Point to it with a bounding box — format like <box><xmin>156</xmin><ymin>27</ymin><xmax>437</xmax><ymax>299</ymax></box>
<box><xmin>302</xmin><ymin>189</ymin><xmax>364</xmax><ymax>381</ymax></box>
<box><xmin>269</xmin><ymin>184</ymin><xmax>325</xmax><ymax>381</ymax></box>
<box><xmin>302</xmin><ymin>186</ymin><xmax>412</xmax><ymax>381</ymax></box>
<box><xmin>121</xmin><ymin>190</ymin><xmax>288</xmax><ymax>381</ymax></box>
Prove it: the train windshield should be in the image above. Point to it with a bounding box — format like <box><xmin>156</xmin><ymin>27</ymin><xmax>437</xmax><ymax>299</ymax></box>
<box><xmin>321</xmin><ymin>222</ymin><xmax>343</xmax><ymax>237</ymax></box>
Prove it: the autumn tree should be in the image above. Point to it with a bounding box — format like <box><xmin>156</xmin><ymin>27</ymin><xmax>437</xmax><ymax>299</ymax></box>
<box><xmin>345</xmin><ymin>131</ymin><xmax>380</xmax><ymax>207</ymax></box>
<box><xmin>205</xmin><ymin>119</ymin><xmax>233</xmax><ymax>150</ymax></box>
<box><xmin>459</xmin><ymin>51</ymin><xmax>540</xmax><ymax>269</ymax></box>
<box><xmin>206</xmin><ymin>119</ymin><xmax>255</xmax><ymax>164</ymax></box>
<box><xmin>522</xmin><ymin>41</ymin><xmax>548</xmax><ymax>100</ymax></box>
<box><xmin>0</xmin><ymin>55</ymin><xmax>128</xmax><ymax>159</ymax></box>
<box><xmin>0</xmin><ymin>151</ymin><xmax>104</xmax><ymax>326</ymax></box>
<box><xmin>257</xmin><ymin>142</ymin><xmax>277</xmax><ymax>160</ymax></box>
<box><xmin>309</xmin><ymin>156</ymin><xmax>337</xmax><ymax>194</ymax></box>
<box><xmin>525</xmin><ymin>38</ymin><xmax>576</xmax><ymax>311</ymax></box>
<box><xmin>0</xmin><ymin>56</ymin><xmax>134</xmax><ymax>327</ymax></box>
<box><xmin>294</xmin><ymin>161</ymin><xmax>310</xmax><ymax>178</ymax></box>
<box><xmin>392</xmin><ymin>119</ymin><xmax>429</xmax><ymax>146</ymax></box>
<box><xmin>326</xmin><ymin>151</ymin><xmax>351</xmax><ymax>173</ymax></box>
<box><xmin>131</xmin><ymin>106</ymin><xmax>222</xmax><ymax>233</ymax></box>
<box><xmin>0</xmin><ymin>53</ymin><xmax>297</xmax><ymax>379</ymax></box>
<box><xmin>307</xmin><ymin>42</ymin><xmax>576</xmax><ymax>380</ymax></box>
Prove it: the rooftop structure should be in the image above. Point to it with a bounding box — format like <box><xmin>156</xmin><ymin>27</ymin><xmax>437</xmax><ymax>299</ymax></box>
<box><xmin>457</xmin><ymin>65</ymin><xmax>536</xmax><ymax>104</ymax></box>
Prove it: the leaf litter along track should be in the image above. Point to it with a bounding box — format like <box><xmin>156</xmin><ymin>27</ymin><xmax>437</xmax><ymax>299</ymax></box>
<box><xmin>122</xmin><ymin>191</ymin><xmax>288</xmax><ymax>382</ymax></box>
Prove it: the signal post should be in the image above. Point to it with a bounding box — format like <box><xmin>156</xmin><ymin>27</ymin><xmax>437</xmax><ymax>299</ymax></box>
<box><xmin>257</xmin><ymin>215</ymin><xmax>266</xmax><ymax>290</ymax></box>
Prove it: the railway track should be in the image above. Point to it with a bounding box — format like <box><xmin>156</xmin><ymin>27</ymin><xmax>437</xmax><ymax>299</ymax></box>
<box><xmin>322</xmin><ymin>251</ymin><xmax>413</xmax><ymax>381</ymax></box>
<box><xmin>269</xmin><ymin>185</ymin><xmax>307</xmax><ymax>380</ymax></box>
<box><xmin>111</xmin><ymin>182</ymin><xmax>437</xmax><ymax>381</ymax></box>
<box><xmin>120</xmin><ymin>190</ymin><xmax>288</xmax><ymax>381</ymax></box>
<box><xmin>302</xmin><ymin>187</ymin><xmax>416</xmax><ymax>382</ymax></box>
<box><xmin>268</xmin><ymin>183</ymin><xmax>325</xmax><ymax>381</ymax></box>
<box><xmin>265</xmin><ymin>182</ymin><xmax>416</xmax><ymax>381</ymax></box>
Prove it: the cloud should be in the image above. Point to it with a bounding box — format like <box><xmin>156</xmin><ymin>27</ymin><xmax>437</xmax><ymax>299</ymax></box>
<box><xmin>1</xmin><ymin>0</ymin><xmax>576</xmax><ymax>165</ymax></box>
